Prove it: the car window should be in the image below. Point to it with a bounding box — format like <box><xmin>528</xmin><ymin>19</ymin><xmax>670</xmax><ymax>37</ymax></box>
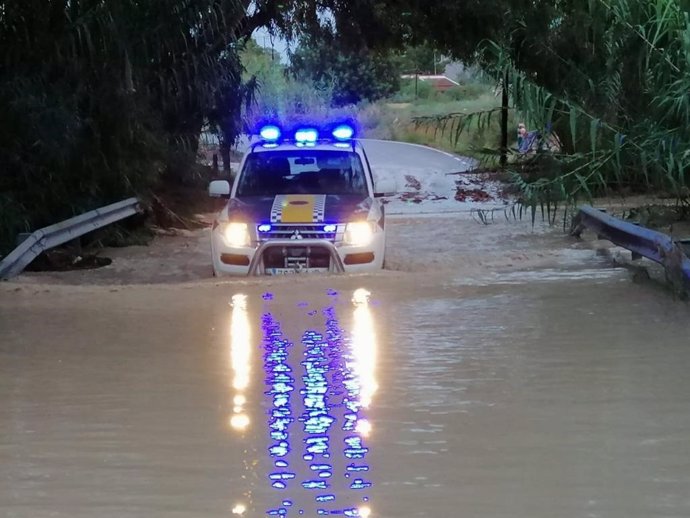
<box><xmin>236</xmin><ymin>150</ymin><xmax>368</xmax><ymax>196</ymax></box>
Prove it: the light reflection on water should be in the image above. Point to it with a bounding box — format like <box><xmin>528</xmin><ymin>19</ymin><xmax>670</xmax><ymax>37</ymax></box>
<box><xmin>229</xmin><ymin>294</ymin><xmax>255</xmax><ymax>515</ymax></box>
<box><xmin>232</xmin><ymin>288</ymin><xmax>378</xmax><ymax>517</ymax></box>
<box><xmin>230</xmin><ymin>294</ymin><xmax>251</xmax><ymax>431</ymax></box>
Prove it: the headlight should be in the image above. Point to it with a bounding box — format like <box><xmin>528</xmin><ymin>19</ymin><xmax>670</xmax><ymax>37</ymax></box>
<box><xmin>222</xmin><ymin>222</ymin><xmax>250</xmax><ymax>247</ymax></box>
<box><xmin>344</xmin><ymin>221</ymin><xmax>374</xmax><ymax>247</ymax></box>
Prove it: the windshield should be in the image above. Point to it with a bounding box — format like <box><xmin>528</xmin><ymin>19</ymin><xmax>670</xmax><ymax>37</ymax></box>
<box><xmin>236</xmin><ymin>150</ymin><xmax>369</xmax><ymax>196</ymax></box>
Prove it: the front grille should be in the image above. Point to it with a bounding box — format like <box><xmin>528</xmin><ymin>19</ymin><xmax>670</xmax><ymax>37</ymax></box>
<box><xmin>263</xmin><ymin>245</ymin><xmax>332</xmax><ymax>269</ymax></box>
<box><xmin>258</xmin><ymin>224</ymin><xmax>344</xmax><ymax>242</ymax></box>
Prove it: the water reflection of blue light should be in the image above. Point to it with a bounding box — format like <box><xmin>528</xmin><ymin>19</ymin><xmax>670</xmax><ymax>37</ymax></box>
<box><xmin>270</xmin><ymin>442</ymin><xmax>290</xmax><ymax>457</ymax></box>
<box><xmin>344</xmin><ymin>440</ymin><xmax>369</xmax><ymax>460</ymax></box>
<box><xmin>301</xmin><ymin>328</ymin><xmax>336</xmax><ymax>481</ymax></box>
<box><xmin>304</xmin><ymin>416</ymin><xmax>335</xmax><ymax>434</ymax></box>
<box><xmin>306</xmin><ymin>436</ymin><xmax>330</xmax><ymax>455</ymax></box>
<box><xmin>303</xmin><ymin>480</ymin><xmax>329</xmax><ymax>490</ymax></box>
<box><xmin>260</xmin><ymin>291</ymin><xmax>377</xmax><ymax>517</ymax></box>
<box><xmin>263</xmin><ymin>312</ymin><xmax>296</xmax><ymax>495</ymax></box>
<box><xmin>350</xmin><ymin>478</ymin><xmax>372</xmax><ymax>490</ymax></box>
<box><xmin>344</xmin><ymin>445</ymin><xmax>369</xmax><ymax>459</ymax></box>
<box><xmin>346</xmin><ymin>464</ymin><xmax>369</xmax><ymax>472</ymax></box>
<box><xmin>270</xmin><ymin>473</ymin><xmax>297</xmax><ymax>480</ymax></box>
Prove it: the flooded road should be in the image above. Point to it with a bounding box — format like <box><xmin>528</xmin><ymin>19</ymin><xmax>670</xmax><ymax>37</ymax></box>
<box><xmin>2</xmin><ymin>253</ymin><xmax>690</xmax><ymax>517</ymax></box>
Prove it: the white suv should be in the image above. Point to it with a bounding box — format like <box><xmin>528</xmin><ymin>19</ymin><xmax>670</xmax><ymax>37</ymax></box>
<box><xmin>208</xmin><ymin>124</ymin><xmax>394</xmax><ymax>276</ymax></box>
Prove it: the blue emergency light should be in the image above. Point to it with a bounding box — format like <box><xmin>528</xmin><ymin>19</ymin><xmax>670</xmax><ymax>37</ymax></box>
<box><xmin>332</xmin><ymin>124</ymin><xmax>355</xmax><ymax>140</ymax></box>
<box><xmin>259</xmin><ymin>125</ymin><xmax>281</xmax><ymax>142</ymax></box>
<box><xmin>294</xmin><ymin>128</ymin><xmax>319</xmax><ymax>143</ymax></box>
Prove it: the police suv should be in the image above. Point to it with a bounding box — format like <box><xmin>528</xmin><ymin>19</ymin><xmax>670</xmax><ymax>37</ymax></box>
<box><xmin>208</xmin><ymin>123</ymin><xmax>395</xmax><ymax>276</ymax></box>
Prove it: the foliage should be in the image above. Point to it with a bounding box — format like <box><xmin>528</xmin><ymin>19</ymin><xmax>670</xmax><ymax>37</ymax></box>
<box><xmin>392</xmin><ymin>76</ymin><xmax>492</xmax><ymax>103</ymax></box>
<box><xmin>0</xmin><ymin>0</ymin><xmax>249</xmax><ymax>254</ymax></box>
<box><xmin>395</xmin><ymin>43</ymin><xmax>451</xmax><ymax>75</ymax></box>
<box><xmin>237</xmin><ymin>39</ymin><xmax>354</xmax><ymax>131</ymax></box>
<box><xmin>289</xmin><ymin>38</ymin><xmax>401</xmax><ymax>106</ymax></box>
<box><xmin>358</xmin><ymin>88</ymin><xmax>502</xmax><ymax>158</ymax></box>
<box><xmin>391</xmin><ymin>78</ymin><xmax>435</xmax><ymax>102</ymax></box>
<box><xmin>410</xmin><ymin>0</ymin><xmax>690</xmax><ymax>213</ymax></box>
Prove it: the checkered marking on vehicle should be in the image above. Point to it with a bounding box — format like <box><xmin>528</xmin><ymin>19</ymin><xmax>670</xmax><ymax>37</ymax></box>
<box><xmin>312</xmin><ymin>196</ymin><xmax>326</xmax><ymax>222</ymax></box>
<box><xmin>270</xmin><ymin>196</ymin><xmax>284</xmax><ymax>223</ymax></box>
<box><xmin>270</xmin><ymin>195</ymin><xmax>326</xmax><ymax>223</ymax></box>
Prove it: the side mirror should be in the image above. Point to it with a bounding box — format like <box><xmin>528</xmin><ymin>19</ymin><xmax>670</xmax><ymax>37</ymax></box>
<box><xmin>209</xmin><ymin>180</ymin><xmax>230</xmax><ymax>198</ymax></box>
<box><xmin>373</xmin><ymin>178</ymin><xmax>397</xmax><ymax>198</ymax></box>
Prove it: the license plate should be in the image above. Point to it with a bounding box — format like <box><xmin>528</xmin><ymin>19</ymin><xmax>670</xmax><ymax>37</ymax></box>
<box><xmin>269</xmin><ymin>268</ymin><xmax>328</xmax><ymax>275</ymax></box>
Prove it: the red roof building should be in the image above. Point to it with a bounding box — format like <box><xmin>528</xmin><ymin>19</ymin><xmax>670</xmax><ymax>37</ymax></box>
<box><xmin>401</xmin><ymin>74</ymin><xmax>460</xmax><ymax>92</ymax></box>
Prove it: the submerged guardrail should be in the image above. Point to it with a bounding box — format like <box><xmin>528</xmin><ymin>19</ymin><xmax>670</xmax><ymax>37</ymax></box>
<box><xmin>0</xmin><ymin>198</ymin><xmax>142</xmax><ymax>280</ymax></box>
<box><xmin>571</xmin><ymin>205</ymin><xmax>690</xmax><ymax>298</ymax></box>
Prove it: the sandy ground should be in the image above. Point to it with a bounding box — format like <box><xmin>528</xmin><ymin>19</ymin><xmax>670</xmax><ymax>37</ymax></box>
<box><xmin>7</xmin><ymin>211</ymin><xmax>600</xmax><ymax>287</ymax></box>
<box><xmin>9</xmin><ymin>203</ymin><xmax>687</xmax><ymax>288</ymax></box>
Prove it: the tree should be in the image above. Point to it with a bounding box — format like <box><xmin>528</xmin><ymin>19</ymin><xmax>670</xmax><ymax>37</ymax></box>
<box><xmin>290</xmin><ymin>38</ymin><xmax>400</xmax><ymax>106</ymax></box>
<box><xmin>0</xmin><ymin>0</ymin><xmax>249</xmax><ymax>252</ymax></box>
<box><xmin>396</xmin><ymin>44</ymin><xmax>451</xmax><ymax>75</ymax></box>
<box><xmin>406</xmin><ymin>0</ymin><xmax>690</xmax><ymax>201</ymax></box>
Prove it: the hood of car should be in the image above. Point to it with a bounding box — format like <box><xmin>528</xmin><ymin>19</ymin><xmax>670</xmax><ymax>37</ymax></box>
<box><xmin>227</xmin><ymin>194</ymin><xmax>373</xmax><ymax>224</ymax></box>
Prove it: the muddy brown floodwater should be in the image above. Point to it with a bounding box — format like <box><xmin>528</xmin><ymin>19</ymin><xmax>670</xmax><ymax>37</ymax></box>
<box><xmin>2</xmin><ymin>213</ymin><xmax>690</xmax><ymax>518</ymax></box>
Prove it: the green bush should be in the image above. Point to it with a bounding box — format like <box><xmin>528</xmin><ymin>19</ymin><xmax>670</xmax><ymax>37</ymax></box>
<box><xmin>444</xmin><ymin>82</ymin><xmax>492</xmax><ymax>101</ymax></box>
<box><xmin>392</xmin><ymin>78</ymin><xmax>435</xmax><ymax>102</ymax></box>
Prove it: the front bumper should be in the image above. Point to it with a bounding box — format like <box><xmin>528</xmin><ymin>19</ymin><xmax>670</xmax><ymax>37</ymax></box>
<box><xmin>249</xmin><ymin>239</ymin><xmax>345</xmax><ymax>274</ymax></box>
<box><xmin>211</xmin><ymin>233</ymin><xmax>385</xmax><ymax>276</ymax></box>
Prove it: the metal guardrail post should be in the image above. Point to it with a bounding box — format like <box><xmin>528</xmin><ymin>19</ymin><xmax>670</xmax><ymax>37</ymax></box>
<box><xmin>0</xmin><ymin>198</ymin><xmax>142</xmax><ymax>280</ymax></box>
<box><xmin>572</xmin><ymin>205</ymin><xmax>690</xmax><ymax>297</ymax></box>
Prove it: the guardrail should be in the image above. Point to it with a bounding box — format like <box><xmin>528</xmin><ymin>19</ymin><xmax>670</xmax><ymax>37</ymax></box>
<box><xmin>0</xmin><ymin>198</ymin><xmax>142</xmax><ymax>280</ymax></box>
<box><xmin>571</xmin><ymin>205</ymin><xmax>690</xmax><ymax>297</ymax></box>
